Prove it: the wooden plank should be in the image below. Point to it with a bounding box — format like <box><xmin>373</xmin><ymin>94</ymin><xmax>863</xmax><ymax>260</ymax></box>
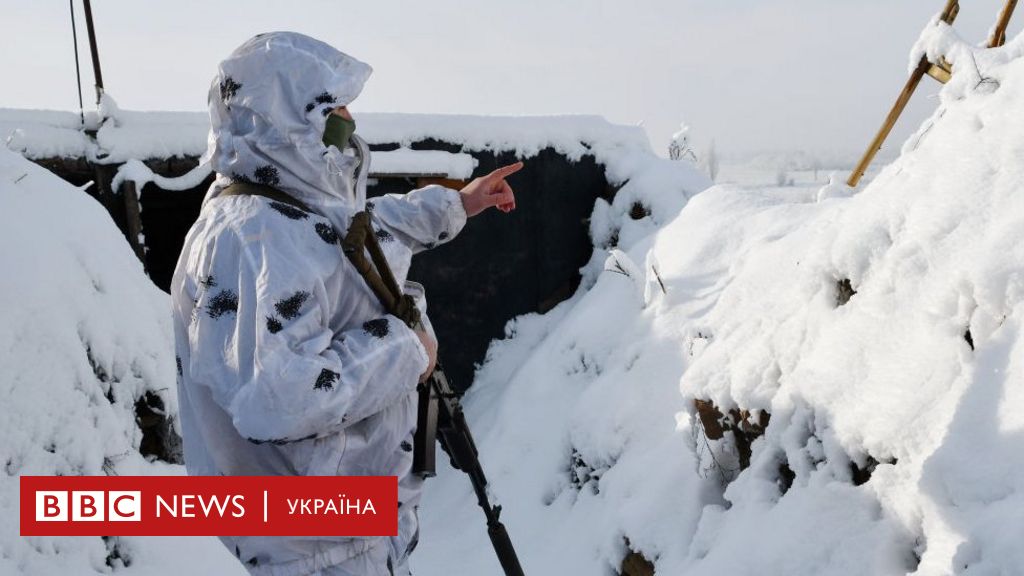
<box><xmin>926</xmin><ymin>59</ymin><xmax>953</xmax><ymax>84</ymax></box>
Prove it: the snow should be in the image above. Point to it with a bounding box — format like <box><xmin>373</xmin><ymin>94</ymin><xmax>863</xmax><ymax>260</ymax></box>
<box><xmin>410</xmin><ymin>25</ymin><xmax>1024</xmax><ymax>576</ymax></box>
<box><xmin>366</xmin><ymin>148</ymin><xmax>477</xmax><ymax>179</ymax></box>
<box><xmin>1</xmin><ymin>103</ymin><xmax>651</xmax><ymax>176</ymax></box>
<box><xmin>0</xmin><ymin>98</ymin><xmax>208</xmax><ymax>164</ymax></box>
<box><xmin>7</xmin><ymin>17</ymin><xmax>1024</xmax><ymax>576</ymax></box>
<box><xmin>111</xmin><ymin>160</ymin><xmax>213</xmax><ymax>194</ymax></box>
<box><xmin>93</xmin><ymin>112</ymin><xmax>209</xmax><ymax>165</ymax></box>
<box><xmin>354</xmin><ymin>114</ymin><xmax>653</xmax><ymax>168</ymax></box>
<box><xmin>0</xmin><ymin>103</ymin><xmax>693</xmax><ymax>574</ymax></box>
<box><xmin>0</xmin><ymin>148</ymin><xmax>241</xmax><ymax>575</ymax></box>
<box><xmin>108</xmin><ymin>148</ymin><xmax>475</xmax><ymax>194</ymax></box>
<box><xmin>0</xmin><ymin>109</ymin><xmax>92</xmax><ymax>161</ymax></box>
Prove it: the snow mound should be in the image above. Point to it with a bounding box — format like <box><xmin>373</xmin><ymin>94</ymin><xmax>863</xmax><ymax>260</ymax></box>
<box><xmin>0</xmin><ymin>149</ymin><xmax>237</xmax><ymax>574</ymax></box>
<box><xmin>414</xmin><ymin>29</ymin><xmax>1024</xmax><ymax>576</ymax></box>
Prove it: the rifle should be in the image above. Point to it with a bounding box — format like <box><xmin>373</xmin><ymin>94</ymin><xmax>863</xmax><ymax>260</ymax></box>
<box><xmin>342</xmin><ymin>211</ymin><xmax>525</xmax><ymax>576</ymax></box>
<box><xmin>413</xmin><ymin>363</ymin><xmax>525</xmax><ymax>576</ymax></box>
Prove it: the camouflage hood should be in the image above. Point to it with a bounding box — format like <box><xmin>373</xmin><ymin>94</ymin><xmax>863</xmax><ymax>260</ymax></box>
<box><xmin>202</xmin><ymin>31</ymin><xmax>372</xmax><ymax>232</ymax></box>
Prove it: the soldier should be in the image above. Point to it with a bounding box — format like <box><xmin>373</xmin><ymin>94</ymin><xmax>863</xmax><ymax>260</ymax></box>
<box><xmin>170</xmin><ymin>31</ymin><xmax>521</xmax><ymax>575</ymax></box>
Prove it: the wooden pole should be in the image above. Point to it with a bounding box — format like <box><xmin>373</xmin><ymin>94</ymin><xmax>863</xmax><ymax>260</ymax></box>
<box><xmin>120</xmin><ymin>181</ymin><xmax>147</xmax><ymax>265</ymax></box>
<box><xmin>68</xmin><ymin>0</ymin><xmax>85</xmax><ymax>126</ymax></box>
<box><xmin>988</xmin><ymin>0</ymin><xmax>1018</xmax><ymax>48</ymax></box>
<box><xmin>846</xmin><ymin>0</ymin><xmax>960</xmax><ymax>187</ymax></box>
<box><xmin>846</xmin><ymin>60</ymin><xmax>931</xmax><ymax>187</ymax></box>
<box><xmin>81</xmin><ymin>0</ymin><xmax>104</xmax><ymax>104</ymax></box>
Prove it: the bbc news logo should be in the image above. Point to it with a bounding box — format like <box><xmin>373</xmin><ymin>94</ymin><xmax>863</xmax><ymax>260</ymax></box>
<box><xmin>36</xmin><ymin>491</ymin><xmax>141</xmax><ymax>522</ymax></box>
<box><xmin>21</xmin><ymin>476</ymin><xmax>396</xmax><ymax>536</ymax></box>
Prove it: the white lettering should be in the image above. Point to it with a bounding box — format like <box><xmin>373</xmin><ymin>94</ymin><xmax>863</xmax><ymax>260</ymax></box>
<box><xmin>72</xmin><ymin>491</ymin><xmax>105</xmax><ymax>521</ymax></box>
<box><xmin>36</xmin><ymin>491</ymin><xmax>67</xmax><ymax>521</ymax></box>
<box><xmin>107</xmin><ymin>491</ymin><xmax>141</xmax><ymax>521</ymax></box>
<box><xmin>157</xmin><ymin>494</ymin><xmax>246</xmax><ymax>518</ymax></box>
<box><xmin>231</xmin><ymin>495</ymin><xmax>246</xmax><ymax>518</ymax></box>
<box><xmin>155</xmin><ymin>495</ymin><xmax>175</xmax><ymax>518</ymax></box>
<box><xmin>180</xmin><ymin>495</ymin><xmax>196</xmax><ymax>518</ymax></box>
<box><xmin>283</xmin><ymin>496</ymin><xmax>378</xmax><ymax>515</ymax></box>
<box><xmin>199</xmin><ymin>494</ymin><xmax>230</xmax><ymax>518</ymax></box>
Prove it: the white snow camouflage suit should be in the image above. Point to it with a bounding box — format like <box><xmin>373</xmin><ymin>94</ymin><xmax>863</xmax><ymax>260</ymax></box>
<box><xmin>170</xmin><ymin>32</ymin><xmax>467</xmax><ymax>575</ymax></box>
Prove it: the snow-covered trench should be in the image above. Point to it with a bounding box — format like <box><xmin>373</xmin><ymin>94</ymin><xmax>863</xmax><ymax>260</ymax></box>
<box><xmin>414</xmin><ymin>31</ymin><xmax>1024</xmax><ymax>576</ymax></box>
<box><xmin>7</xmin><ymin>25</ymin><xmax>1024</xmax><ymax>576</ymax></box>
<box><xmin>0</xmin><ymin>121</ymin><xmax>709</xmax><ymax>575</ymax></box>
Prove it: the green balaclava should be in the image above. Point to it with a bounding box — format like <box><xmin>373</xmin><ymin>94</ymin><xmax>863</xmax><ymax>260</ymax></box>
<box><xmin>322</xmin><ymin>113</ymin><xmax>356</xmax><ymax>150</ymax></box>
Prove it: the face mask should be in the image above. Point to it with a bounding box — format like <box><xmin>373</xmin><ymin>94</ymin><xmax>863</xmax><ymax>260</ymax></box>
<box><xmin>322</xmin><ymin>113</ymin><xmax>356</xmax><ymax>150</ymax></box>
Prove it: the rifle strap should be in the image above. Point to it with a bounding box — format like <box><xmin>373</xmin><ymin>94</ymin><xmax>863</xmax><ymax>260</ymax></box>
<box><xmin>218</xmin><ymin>182</ymin><xmax>421</xmax><ymax>329</ymax></box>
<box><xmin>341</xmin><ymin>212</ymin><xmax>422</xmax><ymax>330</ymax></box>
<box><xmin>220</xmin><ymin>181</ymin><xmax>313</xmax><ymax>212</ymax></box>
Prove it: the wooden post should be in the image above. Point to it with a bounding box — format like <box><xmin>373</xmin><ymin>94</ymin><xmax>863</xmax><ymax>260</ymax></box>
<box><xmin>81</xmin><ymin>0</ymin><xmax>104</xmax><ymax>104</ymax></box>
<box><xmin>120</xmin><ymin>180</ymin><xmax>147</xmax><ymax>265</ymax></box>
<box><xmin>846</xmin><ymin>0</ymin><xmax>960</xmax><ymax>188</ymax></box>
<box><xmin>989</xmin><ymin>0</ymin><xmax>1018</xmax><ymax>48</ymax></box>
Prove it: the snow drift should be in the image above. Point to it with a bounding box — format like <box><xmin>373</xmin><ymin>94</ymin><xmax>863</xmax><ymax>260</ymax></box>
<box><xmin>412</xmin><ymin>26</ymin><xmax>1024</xmax><ymax>576</ymax></box>
<box><xmin>0</xmin><ymin>148</ymin><xmax>239</xmax><ymax>574</ymax></box>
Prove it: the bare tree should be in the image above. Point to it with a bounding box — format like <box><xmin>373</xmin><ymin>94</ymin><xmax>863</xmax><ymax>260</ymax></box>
<box><xmin>669</xmin><ymin>122</ymin><xmax>697</xmax><ymax>162</ymax></box>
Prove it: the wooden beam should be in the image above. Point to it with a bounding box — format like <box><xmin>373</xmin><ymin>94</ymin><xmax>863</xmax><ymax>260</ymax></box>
<box><xmin>847</xmin><ymin>0</ymin><xmax>960</xmax><ymax>187</ymax></box>
<box><xmin>926</xmin><ymin>58</ymin><xmax>953</xmax><ymax>84</ymax></box>
<box><xmin>120</xmin><ymin>180</ymin><xmax>147</xmax><ymax>265</ymax></box>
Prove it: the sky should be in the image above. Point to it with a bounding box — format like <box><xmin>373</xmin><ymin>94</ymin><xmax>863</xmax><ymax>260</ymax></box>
<box><xmin>0</xmin><ymin>1</ymin><xmax>1015</xmax><ymax>162</ymax></box>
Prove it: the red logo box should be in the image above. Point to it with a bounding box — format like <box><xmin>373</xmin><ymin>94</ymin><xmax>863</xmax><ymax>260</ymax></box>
<box><xmin>20</xmin><ymin>476</ymin><xmax>397</xmax><ymax>536</ymax></box>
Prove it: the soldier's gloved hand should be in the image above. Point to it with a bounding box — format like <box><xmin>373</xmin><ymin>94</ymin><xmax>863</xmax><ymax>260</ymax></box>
<box><xmin>414</xmin><ymin>325</ymin><xmax>438</xmax><ymax>383</ymax></box>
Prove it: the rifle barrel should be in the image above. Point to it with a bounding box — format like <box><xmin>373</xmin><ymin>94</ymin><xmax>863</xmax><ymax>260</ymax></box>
<box><xmin>435</xmin><ymin>372</ymin><xmax>525</xmax><ymax>575</ymax></box>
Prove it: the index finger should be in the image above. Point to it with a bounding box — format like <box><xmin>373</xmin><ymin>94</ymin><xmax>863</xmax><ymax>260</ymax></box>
<box><xmin>486</xmin><ymin>161</ymin><xmax>524</xmax><ymax>181</ymax></box>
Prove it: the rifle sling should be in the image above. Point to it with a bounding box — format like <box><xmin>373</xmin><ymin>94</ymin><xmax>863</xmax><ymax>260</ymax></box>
<box><xmin>218</xmin><ymin>182</ymin><xmax>421</xmax><ymax>328</ymax></box>
<box><xmin>219</xmin><ymin>181</ymin><xmax>313</xmax><ymax>212</ymax></box>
